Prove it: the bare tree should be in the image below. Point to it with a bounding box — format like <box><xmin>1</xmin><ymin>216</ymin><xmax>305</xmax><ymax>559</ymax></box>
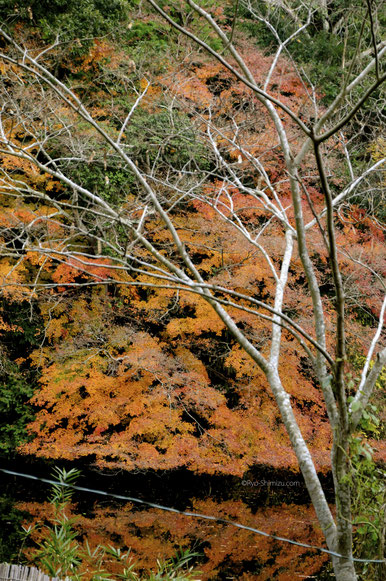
<box><xmin>0</xmin><ymin>1</ymin><xmax>385</xmax><ymax>579</ymax></box>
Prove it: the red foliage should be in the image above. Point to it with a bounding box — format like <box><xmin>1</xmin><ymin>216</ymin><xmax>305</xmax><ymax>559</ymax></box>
<box><xmin>18</xmin><ymin>497</ymin><xmax>329</xmax><ymax>580</ymax></box>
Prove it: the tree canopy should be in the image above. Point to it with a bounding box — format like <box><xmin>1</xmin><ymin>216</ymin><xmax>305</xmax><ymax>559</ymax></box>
<box><xmin>0</xmin><ymin>1</ymin><xmax>385</xmax><ymax>580</ymax></box>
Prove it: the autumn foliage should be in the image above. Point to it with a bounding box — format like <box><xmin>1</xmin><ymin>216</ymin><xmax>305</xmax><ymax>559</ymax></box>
<box><xmin>19</xmin><ymin>496</ymin><xmax>329</xmax><ymax>580</ymax></box>
<box><xmin>0</xmin><ymin>10</ymin><xmax>384</xmax><ymax>480</ymax></box>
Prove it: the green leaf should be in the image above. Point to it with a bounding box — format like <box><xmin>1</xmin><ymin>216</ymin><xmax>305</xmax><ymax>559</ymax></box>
<box><xmin>350</xmin><ymin>400</ymin><xmax>363</xmax><ymax>413</ymax></box>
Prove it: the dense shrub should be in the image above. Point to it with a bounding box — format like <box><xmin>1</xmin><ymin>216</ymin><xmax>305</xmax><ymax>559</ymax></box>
<box><xmin>0</xmin><ymin>0</ymin><xmax>131</xmax><ymax>47</ymax></box>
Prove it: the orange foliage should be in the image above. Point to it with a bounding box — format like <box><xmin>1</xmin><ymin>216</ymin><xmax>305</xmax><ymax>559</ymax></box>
<box><xmin>0</xmin><ymin>17</ymin><xmax>382</xmax><ymax>484</ymax></box>
<box><xmin>18</xmin><ymin>497</ymin><xmax>329</xmax><ymax>580</ymax></box>
<box><xmin>19</xmin><ymin>281</ymin><xmax>333</xmax><ymax>473</ymax></box>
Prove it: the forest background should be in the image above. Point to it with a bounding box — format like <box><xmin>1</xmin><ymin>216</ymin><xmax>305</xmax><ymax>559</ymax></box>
<box><xmin>0</xmin><ymin>1</ymin><xmax>385</xmax><ymax>580</ymax></box>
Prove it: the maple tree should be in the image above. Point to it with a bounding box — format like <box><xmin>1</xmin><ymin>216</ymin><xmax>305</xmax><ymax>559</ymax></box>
<box><xmin>19</xmin><ymin>493</ymin><xmax>329</xmax><ymax>580</ymax></box>
<box><xmin>0</xmin><ymin>1</ymin><xmax>385</xmax><ymax>580</ymax></box>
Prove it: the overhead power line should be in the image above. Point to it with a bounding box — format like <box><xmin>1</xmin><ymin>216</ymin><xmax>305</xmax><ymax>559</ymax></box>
<box><xmin>1</xmin><ymin>467</ymin><xmax>384</xmax><ymax>564</ymax></box>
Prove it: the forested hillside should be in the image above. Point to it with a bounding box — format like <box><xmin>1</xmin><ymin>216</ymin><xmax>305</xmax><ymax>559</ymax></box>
<box><xmin>0</xmin><ymin>1</ymin><xmax>384</xmax><ymax>580</ymax></box>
